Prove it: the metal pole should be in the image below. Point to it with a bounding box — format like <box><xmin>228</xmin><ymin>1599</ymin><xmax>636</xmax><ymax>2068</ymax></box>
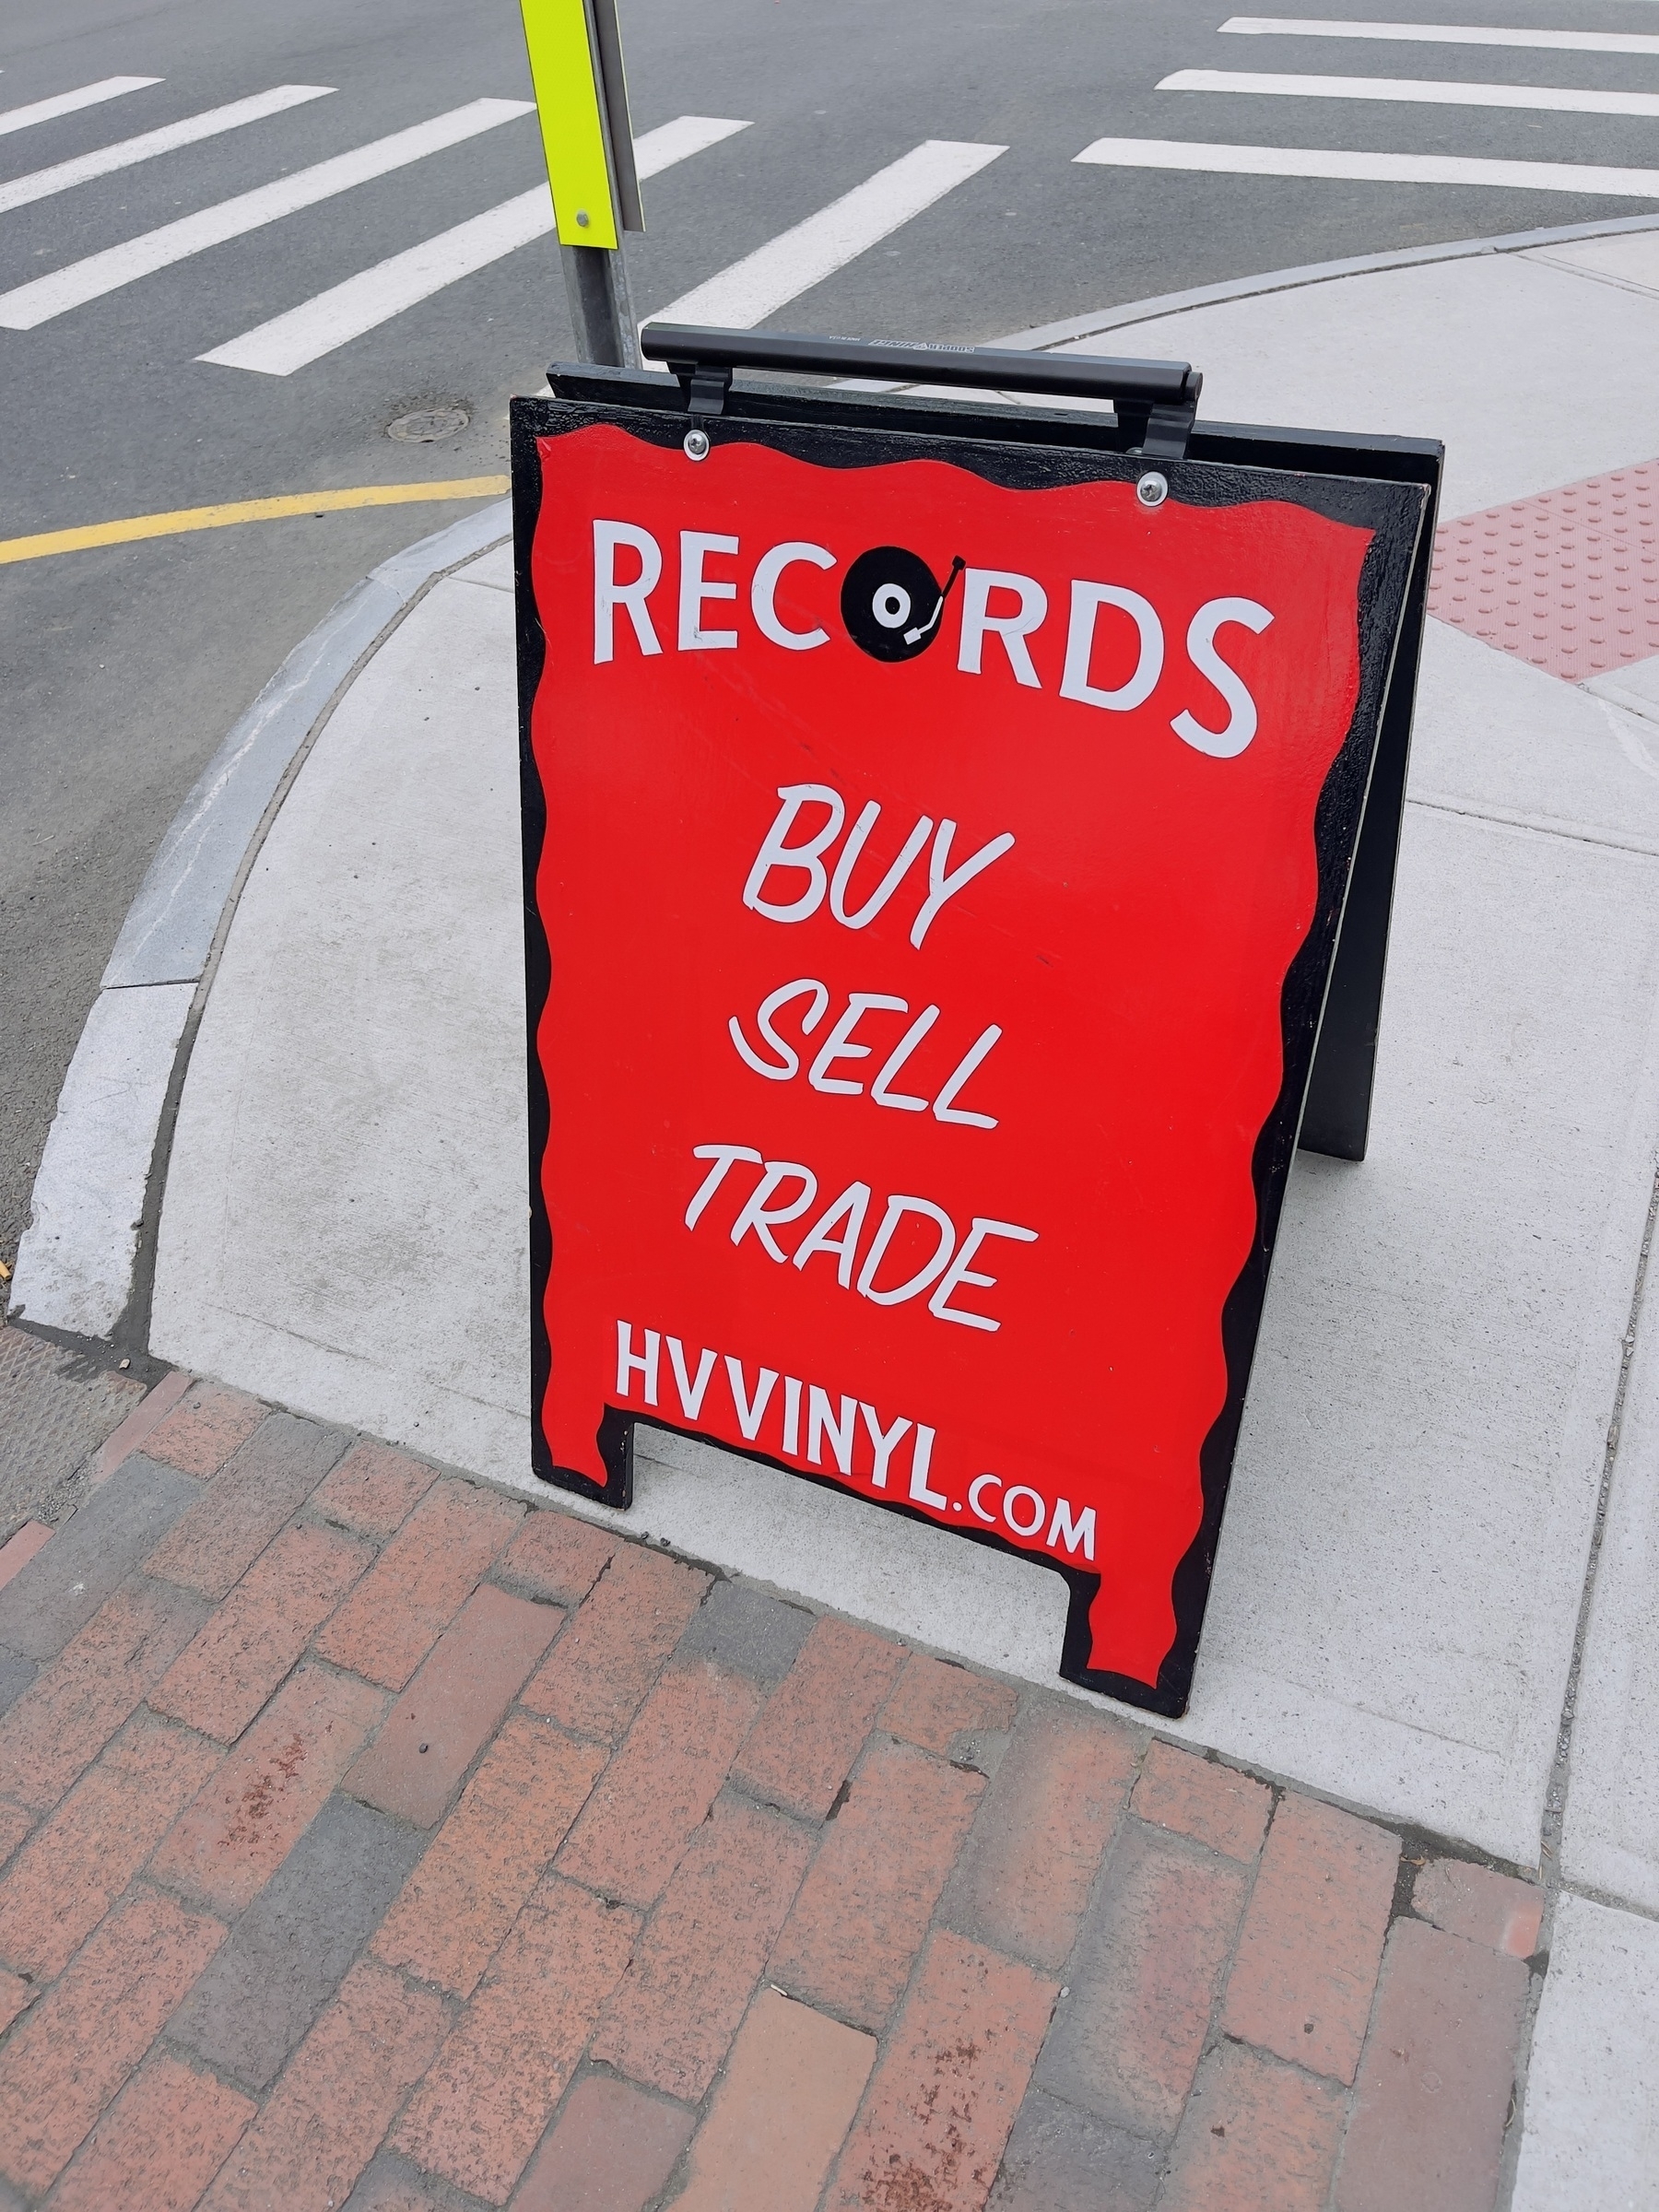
<box><xmin>560</xmin><ymin>240</ymin><xmax>638</xmax><ymax>370</ymax></box>
<box><xmin>519</xmin><ymin>0</ymin><xmax>643</xmax><ymax>369</ymax></box>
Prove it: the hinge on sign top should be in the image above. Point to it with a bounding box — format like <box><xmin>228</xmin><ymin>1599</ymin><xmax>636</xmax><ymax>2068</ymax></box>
<box><xmin>1138</xmin><ymin>392</ymin><xmax>1200</xmax><ymax>461</ymax></box>
<box><xmin>1113</xmin><ymin>386</ymin><xmax>1201</xmax><ymax>462</ymax></box>
<box><xmin>667</xmin><ymin>359</ymin><xmax>732</xmax><ymax>424</ymax></box>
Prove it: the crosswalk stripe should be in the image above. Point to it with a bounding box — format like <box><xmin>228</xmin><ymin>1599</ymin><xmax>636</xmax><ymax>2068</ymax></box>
<box><xmin>0</xmin><ymin>98</ymin><xmax>534</xmax><ymax>330</ymax></box>
<box><xmin>198</xmin><ymin>115</ymin><xmax>749</xmax><ymax>376</ymax></box>
<box><xmin>1160</xmin><ymin>69</ymin><xmax>1659</xmax><ymax>119</ymax></box>
<box><xmin>0</xmin><ymin>76</ymin><xmax>161</xmax><ymax>140</ymax></box>
<box><xmin>0</xmin><ymin>84</ymin><xmax>335</xmax><ymax>217</ymax></box>
<box><xmin>1075</xmin><ymin>137</ymin><xmax>1659</xmax><ymax>197</ymax></box>
<box><xmin>652</xmin><ymin>138</ymin><xmax>1006</xmax><ymax>332</ymax></box>
<box><xmin>629</xmin><ymin>113</ymin><xmax>750</xmax><ymax>176</ymax></box>
<box><xmin>199</xmin><ymin>187</ymin><xmax>553</xmax><ymax>376</ymax></box>
<box><xmin>1219</xmin><ymin>17</ymin><xmax>1659</xmax><ymax>59</ymax></box>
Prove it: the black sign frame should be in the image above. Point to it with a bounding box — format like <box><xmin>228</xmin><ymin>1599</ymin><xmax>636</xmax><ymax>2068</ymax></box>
<box><xmin>512</xmin><ymin>346</ymin><xmax>1441</xmax><ymax>1716</ymax></box>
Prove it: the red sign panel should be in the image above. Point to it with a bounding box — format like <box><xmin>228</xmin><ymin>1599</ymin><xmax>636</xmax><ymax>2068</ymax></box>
<box><xmin>515</xmin><ymin>389</ymin><xmax>1426</xmax><ymax>1713</ymax></box>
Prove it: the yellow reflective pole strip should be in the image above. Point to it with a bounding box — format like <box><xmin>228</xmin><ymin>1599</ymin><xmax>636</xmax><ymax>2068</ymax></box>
<box><xmin>0</xmin><ymin>478</ymin><xmax>509</xmax><ymax>565</ymax></box>
<box><xmin>519</xmin><ymin>0</ymin><xmax>618</xmax><ymax>250</ymax></box>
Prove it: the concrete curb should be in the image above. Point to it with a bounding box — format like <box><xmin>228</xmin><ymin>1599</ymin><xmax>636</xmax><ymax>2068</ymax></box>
<box><xmin>12</xmin><ymin>199</ymin><xmax>1659</xmax><ymax>1355</ymax></box>
<box><xmin>7</xmin><ymin>498</ymin><xmax>510</xmax><ymax>1347</ymax></box>
<box><xmin>989</xmin><ymin>205</ymin><xmax>1659</xmax><ymax>354</ymax></box>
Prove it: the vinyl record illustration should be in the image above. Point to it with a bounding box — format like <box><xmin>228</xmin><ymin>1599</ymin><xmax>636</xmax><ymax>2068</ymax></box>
<box><xmin>841</xmin><ymin>546</ymin><xmax>962</xmax><ymax>662</ymax></box>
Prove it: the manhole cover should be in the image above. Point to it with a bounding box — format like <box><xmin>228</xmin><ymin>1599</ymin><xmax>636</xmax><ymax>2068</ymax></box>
<box><xmin>387</xmin><ymin>407</ymin><xmax>469</xmax><ymax>443</ymax></box>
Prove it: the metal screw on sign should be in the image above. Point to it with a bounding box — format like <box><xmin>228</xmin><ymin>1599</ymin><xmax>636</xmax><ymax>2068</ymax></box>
<box><xmin>1137</xmin><ymin>472</ymin><xmax>1169</xmax><ymax>509</ymax></box>
<box><xmin>684</xmin><ymin>429</ymin><xmax>712</xmax><ymax>462</ymax></box>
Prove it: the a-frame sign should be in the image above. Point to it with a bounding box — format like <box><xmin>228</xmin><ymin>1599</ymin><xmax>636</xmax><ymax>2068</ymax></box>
<box><xmin>511</xmin><ymin>328</ymin><xmax>1440</xmax><ymax>1717</ymax></box>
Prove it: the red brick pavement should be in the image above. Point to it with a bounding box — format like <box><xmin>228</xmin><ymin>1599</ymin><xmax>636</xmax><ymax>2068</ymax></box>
<box><xmin>0</xmin><ymin>1373</ymin><xmax>1546</xmax><ymax>2210</ymax></box>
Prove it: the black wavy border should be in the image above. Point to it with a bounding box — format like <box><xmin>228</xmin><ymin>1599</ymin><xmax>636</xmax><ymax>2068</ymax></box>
<box><xmin>512</xmin><ymin>377</ymin><xmax>1433</xmax><ymax>1719</ymax></box>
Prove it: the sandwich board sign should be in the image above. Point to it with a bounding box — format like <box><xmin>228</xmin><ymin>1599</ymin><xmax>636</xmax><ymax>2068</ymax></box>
<box><xmin>511</xmin><ymin>330</ymin><xmax>1440</xmax><ymax>1717</ymax></box>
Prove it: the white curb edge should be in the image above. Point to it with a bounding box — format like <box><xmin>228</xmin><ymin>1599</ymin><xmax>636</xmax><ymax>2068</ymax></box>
<box><xmin>6</xmin><ymin>497</ymin><xmax>511</xmax><ymax>1345</ymax></box>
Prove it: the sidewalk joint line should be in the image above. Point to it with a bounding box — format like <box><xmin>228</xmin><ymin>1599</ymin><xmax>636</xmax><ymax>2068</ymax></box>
<box><xmin>1542</xmin><ymin>1166</ymin><xmax>1659</xmax><ymax>1878</ymax></box>
<box><xmin>1406</xmin><ymin>792</ymin><xmax>1659</xmax><ymax>861</ymax></box>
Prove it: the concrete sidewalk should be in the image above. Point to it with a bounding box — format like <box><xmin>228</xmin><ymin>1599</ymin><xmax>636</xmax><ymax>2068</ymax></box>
<box><xmin>8</xmin><ymin>212</ymin><xmax>1659</xmax><ymax>2203</ymax></box>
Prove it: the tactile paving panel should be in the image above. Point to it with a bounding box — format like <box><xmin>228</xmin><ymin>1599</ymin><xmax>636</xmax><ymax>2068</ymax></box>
<box><xmin>1428</xmin><ymin>461</ymin><xmax>1659</xmax><ymax>681</ymax></box>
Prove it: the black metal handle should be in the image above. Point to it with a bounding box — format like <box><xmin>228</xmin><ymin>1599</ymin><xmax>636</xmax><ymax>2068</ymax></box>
<box><xmin>638</xmin><ymin>323</ymin><xmax>1200</xmax><ymax>408</ymax></box>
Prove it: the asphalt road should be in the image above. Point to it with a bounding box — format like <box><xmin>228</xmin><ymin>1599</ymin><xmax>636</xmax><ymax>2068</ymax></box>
<box><xmin>2</xmin><ymin>0</ymin><xmax>1654</xmax><ymax>1272</ymax></box>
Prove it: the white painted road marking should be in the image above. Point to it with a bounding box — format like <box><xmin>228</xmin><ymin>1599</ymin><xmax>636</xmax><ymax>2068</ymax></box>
<box><xmin>652</xmin><ymin>138</ymin><xmax>1006</xmax><ymax>332</ymax></box>
<box><xmin>1075</xmin><ymin>138</ymin><xmax>1659</xmax><ymax>198</ymax></box>
<box><xmin>0</xmin><ymin>76</ymin><xmax>161</xmax><ymax>140</ymax></box>
<box><xmin>1220</xmin><ymin>17</ymin><xmax>1659</xmax><ymax>59</ymax></box>
<box><xmin>0</xmin><ymin>84</ymin><xmax>334</xmax><ymax>216</ymax></box>
<box><xmin>629</xmin><ymin>113</ymin><xmax>751</xmax><ymax>176</ymax></box>
<box><xmin>0</xmin><ymin>97</ymin><xmax>535</xmax><ymax>330</ymax></box>
<box><xmin>1161</xmin><ymin>69</ymin><xmax>1659</xmax><ymax>120</ymax></box>
<box><xmin>200</xmin><ymin>115</ymin><xmax>749</xmax><ymax>376</ymax></box>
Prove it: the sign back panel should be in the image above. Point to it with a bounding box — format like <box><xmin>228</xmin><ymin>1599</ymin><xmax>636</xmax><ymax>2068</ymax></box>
<box><xmin>513</xmin><ymin>382</ymin><xmax>1429</xmax><ymax>1715</ymax></box>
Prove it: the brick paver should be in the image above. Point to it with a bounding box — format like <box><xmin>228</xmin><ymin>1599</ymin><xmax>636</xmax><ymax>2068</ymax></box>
<box><xmin>556</xmin><ymin>1659</ymin><xmax>762</xmax><ymax>1907</ymax></box>
<box><xmin>1336</xmin><ymin>1919</ymin><xmax>1531</xmax><ymax>2212</ymax></box>
<box><xmin>149</xmin><ymin>1520</ymin><xmax>371</xmax><ymax>1742</ymax></box>
<box><xmin>594</xmin><ymin>1793</ymin><xmax>813</xmax><ymax>2099</ymax></box>
<box><xmin>0</xmin><ymin>1648</ymin><xmax>36</xmax><ymax>1724</ymax></box>
<box><xmin>200</xmin><ymin>1959</ymin><xmax>444</xmax><ymax>2212</ymax></box>
<box><xmin>144</xmin><ymin>1413</ymin><xmax>345</xmax><ymax>1599</ymax></box>
<box><xmin>1222</xmin><ymin>1794</ymin><xmax>1400</xmax><ymax>2084</ymax></box>
<box><xmin>771</xmin><ymin>1736</ymin><xmax>984</xmax><ymax>2030</ymax></box>
<box><xmin>1035</xmin><ymin>1817</ymin><xmax>1249</xmax><ymax>2135</ymax></box>
<box><xmin>940</xmin><ymin>1703</ymin><xmax>1136</xmax><ymax>1970</ymax></box>
<box><xmin>0</xmin><ymin>1885</ymin><xmax>225</xmax><ymax>2194</ymax></box>
<box><xmin>1160</xmin><ymin>2041</ymin><xmax>1347</xmax><ymax>2212</ymax></box>
<box><xmin>990</xmin><ymin>2087</ymin><xmax>1162</xmax><ymax>2211</ymax></box>
<box><xmin>0</xmin><ymin>1709</ymin><xmax>220</xmax><ymax>1979</ymax></box>
<box><xmin>1412</xmin><ymin>1855</ymin><xmax>1544</xmax><ymax>1959</ymax></box>
<box><xmin>88</xmin><ymin>1366</ymin><xmax>193</xmax><ymax>1482</ymax></box>
<box><xmin>0</xmin><ymin>1575</ymin><xmax>206</xmax><ymax>1808</ymax></box>
<box><xmin>1131</xmin><ymin>1738</ymin><xmax>1273</xmax><ymax>1863</ymax></box>
<box><xmin>50</xmin><ymin>2053</ymin><xmax>254</xmax><ymax>2212</ymax></box>
<box><xmin>309</xmin><ymin>1439</ymin><xmax>438</xmax><ymax>1538</ymax></box>
<box><xmin>881</xmin><ymin>1650</ymin><xmax>1019</xmax><ymax>1754</ymax></box>
<box><xmin>342</xmin><ymin>1582</ymin><xmax>559</xmax><ymax>1825</ymax></box>
<box><xmin>0</xmin><ymin>1522</ymin><xmax>51</xmax><ymax>1592</ymax></box>
<box><xmin>495</xmin><ymin>1508</ymin><xmax>615</xmax><ymax>1606</ymax></box>
<box><xmin>144</xmin><ymin>1382</ymin><xmax>267</xmax><ymax>1479</ymax></box>
<box><xmin>521</xmin><ymin>1538</ymin><xmax>708</xmax><ymax>1739</ymax></box>
<box><xmin>0</xmin><ymin>1804</ymin><xmax>30</xmax><ymax>1869</ymax></box>
<box><xmin>516</xmin><ymin>2075</ymin><xmax>695</xmax><ymax>2212</ymax></box>
<box><xmin>392</xmin><ymin>1877</ymin><xmax>638</xmax><ymax>2202</ymax></box>
<box><xmin>170</xmin><ymin>1794</ymin><xmax>426</xmax><ymax>2089</ymax></box>
<box><xmin>371</xmin><ymin>1710</ymin><xmax>606</xmax><ymax>1995</ymax></box>
<box><xmin>675</xmin><ymin>1986</ymin><xmax>876</xmax><ymax>2212</ymax></box>
<box><xmin>732</xmin><ymin>1613</ymin><xmax>906</xmax><ymax>1818</ymax></box>
<box><xmin>313</xmin><ymin>1476</ymin><xmax>524</xmax><ymax>1688</ymax></box>
<box><xmin>152</xmin><ymin>1663</ymin><xmax>386</xmax><ymax>1912</ymax></box>
<box><xmin>827</xmin><ymin>1931</ymin><xmax>1055</xmax><ymax>2212</ymax></box>
<box><xmin>674</xmin><ymin>1578</ymin><xmax>814</xmax><ymax>1686</ymax></box>
<box><xmin>0</xmin><ymin>1455</ymin><xmax>200</xmax><ymax>1658</ymax></box>
<box><xmin>0</xmin><ymin>1386</ymin><xmax>1547</xmax><ymax>2212</ymax></box>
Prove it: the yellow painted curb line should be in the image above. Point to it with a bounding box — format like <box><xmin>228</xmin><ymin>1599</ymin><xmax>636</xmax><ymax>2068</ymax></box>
<box><xmin>0</xmin><ymin>477</ymin><xmax>511</xmax><ymax>566</ymax></box>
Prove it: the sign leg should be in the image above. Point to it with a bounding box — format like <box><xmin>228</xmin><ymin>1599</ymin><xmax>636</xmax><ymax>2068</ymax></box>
<box><xmin>1299</xmin><ymin>504</ymin><xmax>1437</xmax><ymax>1162</ymax></box>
